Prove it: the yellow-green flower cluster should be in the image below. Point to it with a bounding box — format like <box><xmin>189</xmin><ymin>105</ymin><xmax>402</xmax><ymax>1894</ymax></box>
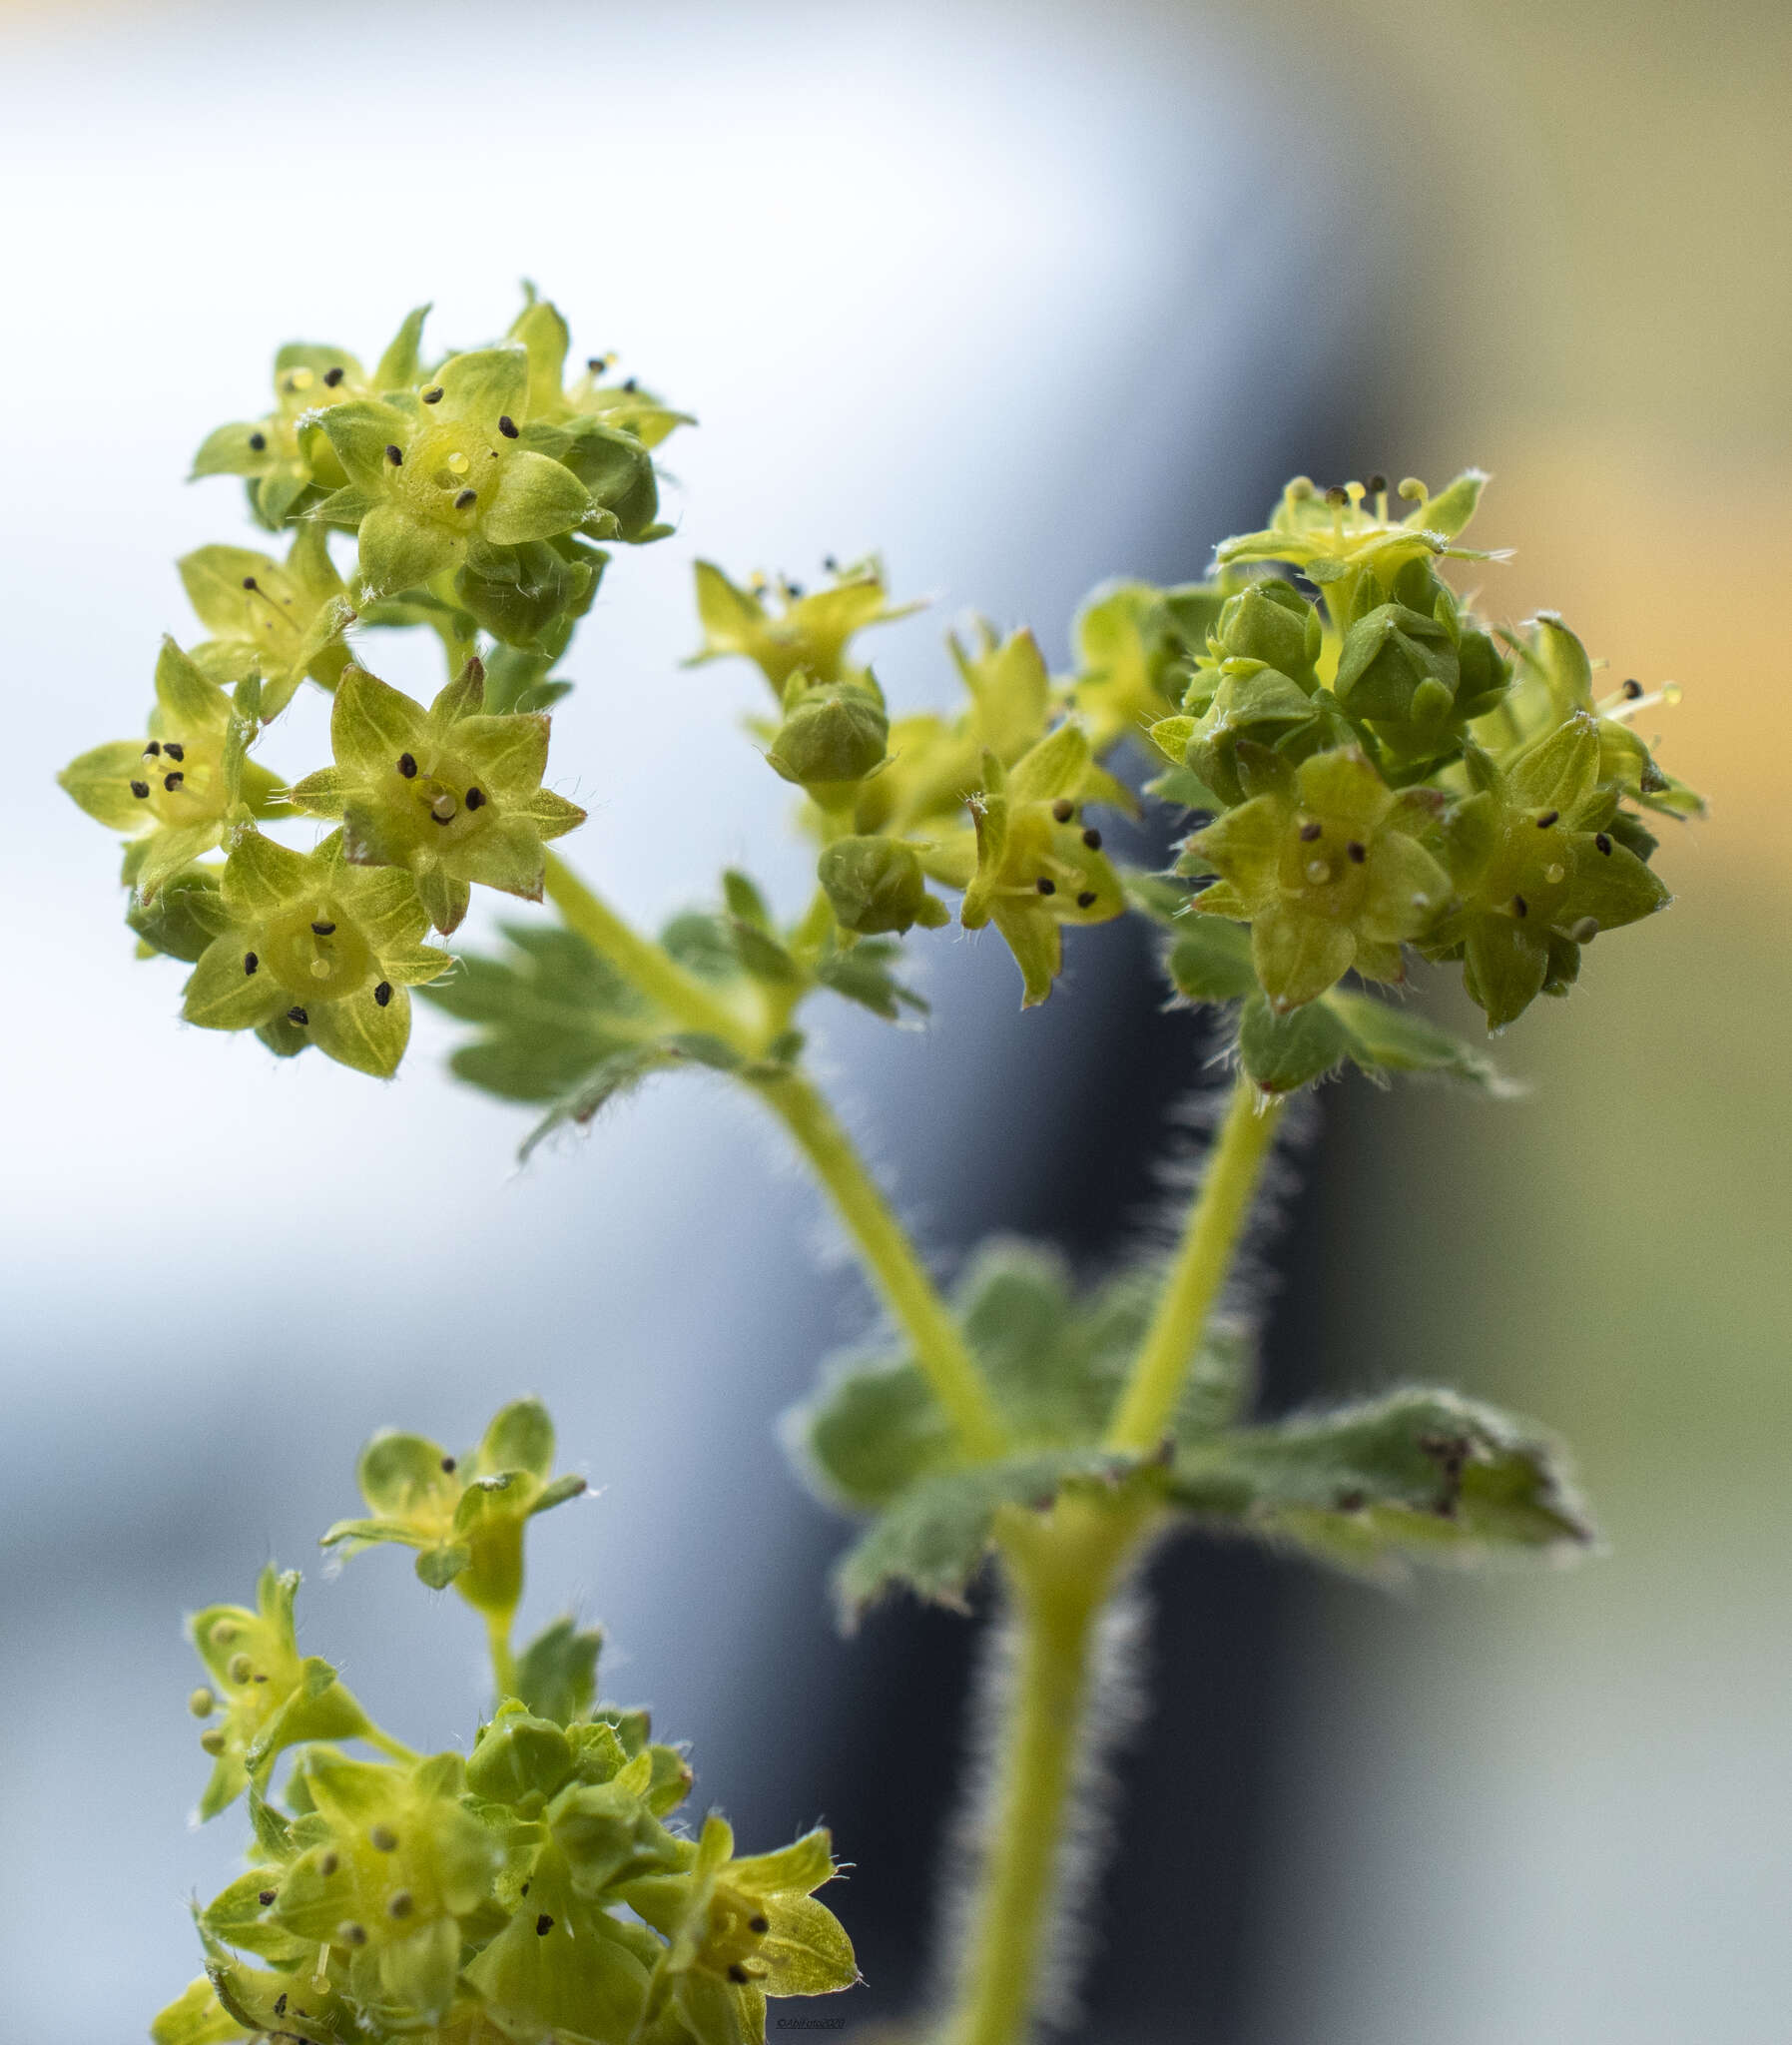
<box><xmin>155</xmin><ymin>1404</ymin><xmax>858</xmax><ymax>2045</ymax></box>
<box><xmin>61</xmin><ymin>291</ymin><xmax>686</xmax><ymax>1076</ymax></box>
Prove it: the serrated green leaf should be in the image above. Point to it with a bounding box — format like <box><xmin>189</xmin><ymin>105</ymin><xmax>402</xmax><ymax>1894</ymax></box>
<box><xmin>1169</xmin><ymin>1387</ymin><xmax>1595</xmax><ymax>1582</ymax></box>
<box><xmin>834</xmin><ymin>1449</ymin><xmax>1138</xmax><ymax>1618</ymax></box>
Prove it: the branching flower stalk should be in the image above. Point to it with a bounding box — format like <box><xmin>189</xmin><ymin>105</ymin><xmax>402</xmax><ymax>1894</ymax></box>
<box><xmin>66</xmin><ymin>294</ymin><xmax>1705</xmax><ymax>2045</ymax></box>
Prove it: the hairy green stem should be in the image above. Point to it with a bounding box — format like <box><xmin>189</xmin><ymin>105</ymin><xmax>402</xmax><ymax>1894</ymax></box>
<box><xmin>943</xmin><ymin>1500</ymin><xmax>1148</xmax><ymax>2045</ymax></box>
<box><xmin>542</xmin><ymin>851</ymin><xmax>760</xmax><ymax>1052</ymax></box>
<box><xmin>759</xmin><ymin>1071</ymin><xmax>1009</xmax><ymax>1459</ymax></box>
<box><xmin>541</xmin><ymin>854</ymin><xmax>1003</xmax><ymax>1457</ymax></box>
<box><xmin>1105</xmin><ymin>1077</ymin><xmax>1282</xmax><ymax>1457</ymax></box>
<box><xmin>485</xmin><ymin>1612</ymin><xmax>519</xmax><ymax>1704</ymax></box>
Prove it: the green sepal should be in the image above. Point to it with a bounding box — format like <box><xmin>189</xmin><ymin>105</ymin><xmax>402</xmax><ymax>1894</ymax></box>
<box><xmin>1169</xmin><ymin>1387</ymin><xmax>1596</xmax><ymax>1583</ymax></box>
<box><xmin>514</xmin><ymin>1616</ymin><xmax>604</xmax><ymax>1724</ymax></box>
<box><xmin>150</xmin><ymin>1977</ymin><xmax>248</xmax><ymax>2045</ymax></box>
<box><xmin>372</xmin><ymin>303</ymin><xmax>431</xmax><ymax>392</ymax></box>
<box><xmin>1165</xmin><ymin>915</ymin><xmax>1257</xmax><ymax>1003</ymax></box>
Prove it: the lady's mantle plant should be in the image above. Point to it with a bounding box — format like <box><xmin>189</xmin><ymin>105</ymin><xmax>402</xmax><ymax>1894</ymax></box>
<box><xmin>65</xmin><ymin>294</ymin><xmax>1703</xmax><ymax>2045</ymax></box>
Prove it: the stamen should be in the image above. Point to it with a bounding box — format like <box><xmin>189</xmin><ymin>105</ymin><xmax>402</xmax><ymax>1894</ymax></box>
<box><xmin>369</xmin><ymin>1827</ymin><xmax>397</xmax><ymax>1852</ymax></box>
<box><xmin>1076</xmin><ymin>890</ymin><xmax>1097</xmax><ymax>907</ymax></box>
<box><xmin>385</xmin><ymin>444</ymin><xmax>402</xmax><ymax>465</ymax></box>
<box><xmin>288</xmin><ymin>1006</ymin><xmax>309</xmax><ymax>1024</ymax></box>
<box><xmin>339</xmin><ymin>1922</ymin><xmax>367</xmax><ymax>1948</ymax></box>
<box><xmin>1594</xmin><ymin>832</ymin><xmax>1612</xmax><ymax>855</ymax></box>
<box><xmin>749</xmin><ymin>1915</ymin><xmax>769</xmax><ymax>1934</ymax></box>
<box><xmin>465</xmin><ymin>787</ymin><xmax>485</xmax><ymax>810</ymax></box>
<box><xmin>1622</xmin><ymin>678</ymin><xmax>1643</xmax><ymax>700</ymax></box>
<box><xmin>259</xmin><ymin>1890</ymin><xmax>278</xmax><ymax>1907</ymax></box>
<box><xmin>164</xmin><ymin>743</ymin><xmax>185</xmax><ymax>761</ymax></box>
<box><xmin>397</xmin><ymin>753</ymin><xmax>417</xmax><ymax>778</ymax></box>
<box><xmin>454</xmin><ymin>488</ymin><xmax>477</xmax><ymax>509</ymax></box>
<box><xmin>311</xmin><ymin>921</ymin><xmax>335</xmax><ymax>936</ymax></box>
<box><xmin>322</xmin><ymin>365</ymin><xmax>344</xmax><ymax>387</ymax></box>
<box><xmin>131</xmin><ymin>779</ymin><xmax>150</xmax><ymax>799</ymax></box>
<box><xmin>422</xmin><ymin>386</ymin><xmax>443</xmax><ymax>404</ymax></box>
<box><xmin>388</xmin><ymin>1892</ymin><xmax>414</xmax><ymax>1919</ymax></box>
<box><xmin>249</xmin><ymin>431</ymin><xmax>268</xmax><ymax>451</ymax></box>
<box><xmin>440</xmin><ymin>1454</ymin><xmax>456</xmax><ymax>1472</ymax></box>
<box><xmin>144</xmin><ymin>740</ymin><xmax>162</xmax><ymax>756</ymax></box>
<box><xmin>497</xmin><ymin>414</ymin><xmax>518</xmax><ymax>437</ymax></box>
<box><xmin>1051</xmin><ymin>799</ymin><xmax>1074</xmax><ymax>823</ymax></box>
<box><xmin>1035</xmin><ymin>877</ymin><xmax>1055</xmax><ymax>895</ymax></box>
<box><xmin>164</xmin><ymin>771</ymin><xmax>185</xmax><ymax>790</ymax></box>
<box><xmin>1536</xmin><ymin>809</ymin><xmax>1558</xmax><ymax>828</ymax></box>
<box><xmin>1298</xmin><ymin>820</ymin><xmax>1322</xmax><ymax>842</ymax></box>
<box><xmin>1512</xmin><ymin>895</ymin><xmax>1528</xmax><ymax>918</ymax></box>
<box><xmin>536</xmin><ymin>1915</ymin><xmax>554</xmax><ymax>1936</ymax></box>
<box><xmin>245</xmin><ymin>952</ymin><xmax>258</xmax><ymax>976</ymax></box>
<box><xmin>374</xmin><ymin>982</ymin><xmax>392</xmax><ymax>1008</ymax></box>
<box><xmin>1081</xmin><ymin>827</ymin><xmax>1102</xmax><ymax>850</ymax></box>
<box><xmin>1347</xmin><ymin>840</ymin><xmax>1367</xmax><ymax>863</ymax></box>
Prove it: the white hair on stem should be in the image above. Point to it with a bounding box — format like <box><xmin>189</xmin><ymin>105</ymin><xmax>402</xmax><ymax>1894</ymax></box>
<box><xmin>927</xmin><ymin>1575</ymin><xmax>1154</xmax><ymax>2037</ymax></box>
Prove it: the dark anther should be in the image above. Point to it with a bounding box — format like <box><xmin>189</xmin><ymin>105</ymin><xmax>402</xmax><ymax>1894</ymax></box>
<box><xmin>623</xmin><ymin>376</ymin><xmax>638</xmax><ymax>391</ymax></box>
<box><xmin>441</xmin><ymin>1455</ymin><xmax>457</xmax><ymax>1473</ymax></box>
<box><xmin>322</xmin><ymin>365</ymin><xmax>345</xmax><ymax>387</ymax></box>
<box><xmin>1595</xmin><ymin>832</ymin><xmax>1613</xmax><ymax>855</ymax></box>
<box><xmin>242</xmin><ymin>575</ymin><xmax>259</xmax><ymax>590</ymax></box>
<box><xmin>319</xmin><ymin>1853</ymin><xmax>338</xmax><ymax>1876</ymax></box>
<box><xmin>1035</xmin><ymin>877</ymin><xmax>1056</xmax><ymax>896</ymax></box>
<box><xmin>728</xmin><ymin>1965</ymin><xmax>751</xmax><ymax>1985</ymax></box>
<box><xmin>1367</xmin><ymin>472</ymin><xmax>1388</xmax><ymax>494</ymax></box>
<box><xmin>1076</xmin><ymin>890</ymin><xmax>1097</xmax><ymax>908</ymax></box>
<box><xmin>465</xmin><ymin>787</ymin><xmax>485</xmax><ymax>810</ymax></box>
<box><xmin>274</xmin><ymin>1996</ymin><xmax>288</xmax><ymax>2018</ymax></box>
<box><xmin>1298</xmin><ymin>821</ymin><xmax>1323</xmax><ymax>842</ymax></box>
<box><xmin>397</xmin><ymin>752</ymin><xmax>417</xmax><ymax>778</ymax></box>
<box><xmin>163</xmin><ymin>771</ymin><xmax>185</xmax><ymax>791</ymax></box>
<box><xmin>823</xmin><ymin>554</ymin><xmax>839</xmax><ymax>571</ymax></box>
<box><xmin>787</xmin><ymin>580</ymin><xmax>804</xmax><ymax>597</ymax></box>
<box><xmin>1337</xmin><ymin>1489</ymin><xmax>1367</xmax><ymax>1512</ymax></box>
<box><xmin>1081</xmin><ymin>827</ymin><xmax>1102</xmax><ymax>850</ymax></box>
<box><xmin>518</xmin><ymin>1877</ymin><xmax>526</xmax><ymax>1893</ymax></box>
<box><xmin>1051</xmin><ymin>798</ymin><xmax>1074</xmax><ymax>823</ymax></box>
<box><xmin>385</xmin><ymin>443</ymin><xmax>402</xmax><ymax>465</ymax></box>
<box><xmin>422</xmin><ymin>385</ymin><xmax>443</xmax><ymax>404</ymax></box>
<box><xmin>164</xmin><ymin>743</ymin><xmax>185</xmax><ymax>761</ymax></box>
<box><xmin>1347</xmin><ymin>840</ymin><xmax>1367</xmax><ymax>863</ymax></box>
<box><xmin>370</xmin><ymin>1826</ymin><xmax>397</xmax><ymax>1852</ymax></box>
<box><xmin>1324</xmin><ymin>484</ymin><xmax>1348</xmax><ymax>506</ymax></box>
<box><xmin>288</xmin><ymin>1006</ymin><xmax>309</xmax><ymax>1025</ymax></box>
<box><xmin>1512</xmin><ymin>895</ymin><xmax>1528</xmax><ymax>918</ymax></box>
<box><xmin>587</xmin><ymin>356</ymin><xmax>603</xmax><ymax>371</ymax></box>
<box><xmin>259</xmin><ymin>1889</ymin><xmax>277</xmax><ymax>1906</ymax></box>
<box><xmin>249</xmin><ymin>431</ymin><xmax>267</xmax><ymax>450</ymax></box>
<box><xmin>1536</xmin><ymin>809</ymin><xmax>1559</xmax><ymax>829</ymax></box>
<box><xmin>311</xmin><ymin>921</ymin><xmax>336</xmax><ymax>936</ymax></box>
<box><xmin>536</xmin><ymin>1915</ymin><xmax>554</xmax><ymax>1936</ymax></box>
<box><xmin>145</xmin><ymin>740</ymin><xmax>162</xmax><ymax>755</ymax></box>
<box><xmin>374</xmin><ymin>982</ymin><xmax>392</xmax><ymax>1008</ymax></box>
<box><xmin>1623</xmin><ymin>677</ymin><xmax>1643</xmax><ymax>700</ymax></box>
<box><xmin>130</xmin><ymin>779</ymin><xmax>150</xmax><ymax>799</ymax></box>
<box><xmin>244</xmin><ymin>953</ymin><xmax>259</xmax><ymax>976</ymax></box>
<box><xmin>749</xmin><ymin>1914</ymin><xmax>769</xmax><ymax>1935</ymax></box>
<box><xmin>497</xmin><ymin>413</ymin><xmax>518</xmax><ymax>437</ymax></box>
<box><xmin>454</xmin><ymin>488</ymin><xmax>476</xmax><ymax>509</ymax></box>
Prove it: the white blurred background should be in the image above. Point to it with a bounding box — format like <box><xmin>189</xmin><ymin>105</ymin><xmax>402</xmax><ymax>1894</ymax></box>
<box><xmin>2</xmin><ymin>3</ymin><xmax>1787</xmax><ymax>2042</ymax></box>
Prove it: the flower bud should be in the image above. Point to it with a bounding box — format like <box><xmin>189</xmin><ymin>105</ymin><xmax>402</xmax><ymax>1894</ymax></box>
<box><xmin>1214</xmin><ymin>580</ymin><xmax>1322</xmax><ymax>684</ymax></box>
<box><xmin>818</xmin><ymin>838</ymin><xmax>949</xmax><ymax>935</ymax></box>
<box><xmin>767</xmin><ymin>681</ymin><xmax>889</xmax><ymax>797</ymax></box>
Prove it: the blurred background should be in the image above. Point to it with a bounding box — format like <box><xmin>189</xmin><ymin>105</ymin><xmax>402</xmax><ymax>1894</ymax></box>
<box><xmin>2</xmin><ymin>2</ymin><xmax>1787</xmax><ymax>2040</ymax></box>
